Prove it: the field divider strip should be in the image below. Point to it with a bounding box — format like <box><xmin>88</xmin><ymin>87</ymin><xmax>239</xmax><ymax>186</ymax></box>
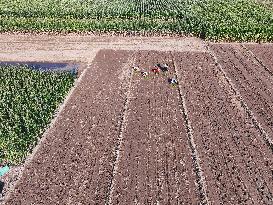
<box><xmin>104</xmin><ymin>52</ymin><xmax>137</xmax><ymax>205</ymax></box>
<box><xmin>2</xmin><ymin>62</ymin><xmax>91</xmax><ymax>204</ymax></box>
<box><xmin>206</xmin><ymin>43</ymin><xmax>273</xmax><ymax>153</ymax></box>
<box><xmin>171</xmin><ymin>51</ymin><xmax>209</xmax><ymax>205</ymax></box>
<box><xmin>240</xmin><ymin>44</ymin><xmax>273</xmax><ymax>77</ymax></box>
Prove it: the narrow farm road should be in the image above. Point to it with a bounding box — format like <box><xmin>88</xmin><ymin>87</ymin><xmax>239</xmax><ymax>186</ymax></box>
<box><xmin>0</xmin><ymin>35</ymin><xmax>272</xmax><ymax>204</ymax></box>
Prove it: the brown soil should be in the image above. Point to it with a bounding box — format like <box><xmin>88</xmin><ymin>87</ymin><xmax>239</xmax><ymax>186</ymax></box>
<box><xmin>0</xmin><ymin>35</ymin><xmax>207</xmax><ymax>204</ymax></box>
<box><xmin>3</xmin><ymin>50</ymin><xmax>134</xmax><ymax>204</ymax></box>
<box><xmin>174</xmin><ymin>51</ymin><xmax>273</xmax><ymax>204</ymax></box>
<box><xmin>210</xmin><ymin>44</ymin><xmax>273</xmax><ymax>139</ymax></box>
<box><xmin>1</xmin><ymin>35</ymin><xmax>273</xmax><ymax>204</ymax></box>
<box><xmin>108</xmin><ymin>51</ymin><xmax>199</xmax><ymax>204</ymax></box>
<box><xmin>0</xmin><ymin>34</ymin><xmax>206</xmax><ymax>64</ymax></box>
<box><xmin>245</xmin><ymin>44</ymin><xmax>273</xmax><ymax>75</ymax></box>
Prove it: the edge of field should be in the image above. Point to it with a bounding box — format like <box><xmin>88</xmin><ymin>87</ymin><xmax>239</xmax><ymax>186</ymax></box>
<box><xmin>0</xmin><ymin>62</ymin><xmax>91</xmax><ymax>204</ymax></box>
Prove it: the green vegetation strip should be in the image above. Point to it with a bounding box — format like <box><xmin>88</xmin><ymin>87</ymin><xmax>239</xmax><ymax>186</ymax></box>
<box><xmin>0</xmin><ymin>65</ymin><xmax>75</xmax><ymax>165</ymax></box>
<box><xmin>0</xmin><ymin>0</ymin><xmax>272</xmax><ymax>41</ymax></box>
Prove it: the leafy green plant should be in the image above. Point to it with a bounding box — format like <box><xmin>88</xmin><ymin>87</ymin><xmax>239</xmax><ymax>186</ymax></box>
<box><xmin>0</xmin><ymin>65</ymin><xmax>75</xmax><ymax>165</ymax></box>
<box><xmin>0</xmin><ymin>0</ymin><xmax>272</xmax><ymax>41</ymax></box>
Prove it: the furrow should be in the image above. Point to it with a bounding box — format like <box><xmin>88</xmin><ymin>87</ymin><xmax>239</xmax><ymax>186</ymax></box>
<box><xmin>172</xmin><ymin>51</ymin><xmax>209</xmax><ymax>205</ymax></box>
<box><xmin>105</xmin><ymin>52</ymin><xmax>136</xmax><ymax>205</ymax></box>
<box><xmin>241</xmin><ymin>44</ymin><xmax>273</xmax><ymax>77</ymax></box>
<box><xmin>4</xmin><ymin>49</ymin><xmax>134</xmax><ymax>205</ymax></box>
<box><xmin>208</xmin><ymin>43</ymin><xmax>273</xmax><ymax>150</ymax></box>
<box><xmin>108</xmin><ymin>50</ymin><xmax>199</xmax><ymax>204</ymax></box>
<box><xmin>174</xmin><ymin>50</ymin><xmax>273</xmax><ymax>204</ymax></box>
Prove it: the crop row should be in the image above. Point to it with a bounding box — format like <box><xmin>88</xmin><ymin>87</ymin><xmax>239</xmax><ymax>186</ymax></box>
<box><xmin>0</xmin><ymin>0</ymin><xmax>272</xmax><ymax>41</ymax></box>
<box><xmin>0</xmin><ymin>65</ymin><xmax>75</xmax><ymax>165</ymax></box>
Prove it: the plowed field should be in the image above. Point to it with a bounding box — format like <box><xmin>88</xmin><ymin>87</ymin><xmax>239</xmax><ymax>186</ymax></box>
<box><xmin>1</xmin><ymin>40</ymin><xmax>273</xmax><ymax>204</ymax></box>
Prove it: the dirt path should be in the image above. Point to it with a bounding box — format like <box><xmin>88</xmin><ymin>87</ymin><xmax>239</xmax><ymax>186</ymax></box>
<box><xmin>0</xmin><ymin>35</ymin><xmax>273</xmax><ymax>204</ymax></box>
<box><xmin>0</xmin><ymin>34</ymin><xmax>206</xmax><ymax>63</ymax></box>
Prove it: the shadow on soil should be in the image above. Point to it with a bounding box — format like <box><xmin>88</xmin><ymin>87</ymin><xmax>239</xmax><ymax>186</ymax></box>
<box><xmin>0</xmin><ymin>61</ymin><xmax>79</xmax><ymax>74</ymax></box>
<box><xmin>0</xmin><ymin>181</ymin><xmax>4</xmax><ymax>195</ymax></box>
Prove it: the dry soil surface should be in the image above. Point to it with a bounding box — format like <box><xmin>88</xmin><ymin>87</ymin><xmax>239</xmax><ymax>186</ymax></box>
<box><xmin>0</xmin><ymin>35</ymin><xmax>273</xmax><ymax>205</ymax></box>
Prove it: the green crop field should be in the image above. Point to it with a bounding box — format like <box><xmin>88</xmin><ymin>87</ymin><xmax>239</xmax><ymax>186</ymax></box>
<box><xmin>0</xmin><ymin>65</ymin><xmax>75</xmax><ymax>165</ymax></box>
<box><xmin>0</xmin><ymin>0</ymin><xmax>273</xmax><ymax>41</ymax></box>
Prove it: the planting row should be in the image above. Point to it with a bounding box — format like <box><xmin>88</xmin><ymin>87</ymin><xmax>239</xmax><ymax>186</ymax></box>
<box><xmin>210</xmin><ymin>44</ymin><xmax>273</xmax><ymax>138</ymax></box>
<box><xmin>174</xmin><ymin>51</ymin><xmax>273</xmax><ymax>204</ymax></box>
<box><xmin>109</xmin><ymin>51</ymin><xmax>199</xmax><ymax>204</ymax></box>
<box><xmin>2</xmin><ymin>48</ymin><xmax>273</xmax><ymax>203</ymax></box>
<box><xmin>0</xmin><ymin>0</ymin><xmax>273</xmax><ymax>41</ymax></box>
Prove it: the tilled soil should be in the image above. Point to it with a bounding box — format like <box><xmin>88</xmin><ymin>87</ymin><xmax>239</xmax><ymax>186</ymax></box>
<box><xmin>210</xmin><ymin>44</ymin><xmax>273</xmax><ymax>139</ymax></box>
<box><xmin>1</xmin><ymin>42</ymin><xmax>273</xmax><ymax>204</ymax></box>
<box><xmin>174</xmin><ymin>51</ymin><xmax>273</xmax><ymax>204</ymax></box>
<box><xmin>3</xmin><ymin>49</ymin><xmax>135</xmax><ymax>204</ymax></box>
<box><xmin>245</xmin><ymin>44</ymin><xmax>273</xmax><ymax>74</ymax></box>
<box><xmin>108</xmin><ymin>51</ymin><xmax>198</xmax><ymax>204</ymax></box>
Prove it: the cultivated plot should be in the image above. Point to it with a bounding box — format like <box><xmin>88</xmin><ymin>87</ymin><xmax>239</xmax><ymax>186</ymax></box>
<box><xmin>210</xmin><ymin>44</ymin><xmax>273</xmax><ymax>140</ymax></box>
<box><xmin>2</xmin><ymin>46</ymin><xmax>273</xmax><ymax>205</ymax></box>
<box><xmin>174</xmin><ymin>51</ymin><xmax>273</xmax><ymax>204</ymax></box>
<box><xmin>3</xmin><ymin>50</ymin><xmax>134</xmax><ymax>204</ymax></box>
<box><xmin>109</xmin><ymin>51</ymin><xmax>199</xmax><ymax>204</ymax></box>
<box><xmin>0</xmin><ymin>0</ymin><xmax>273</xmax><ymax>41</ymax></box>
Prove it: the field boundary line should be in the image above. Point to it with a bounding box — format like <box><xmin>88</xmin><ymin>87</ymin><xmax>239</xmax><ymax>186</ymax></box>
<box><xmin>104</xmin><ymin>52</ymin><xmax>137</xmax><ymax>205</ymax></box>
<box><xmin>2</xmin><ymin>61</ymin><xmax>92</xmax><ymax>204</ymax></box>
<box><xmin>205</xmin><ymin>43</ymin><xmax>273</xmax><ymax>153</ymax></box>
<box><xmin>240</xmin><ymin>44</ymin><xmax>273</xmax><ymax>77</ymax></box>
<box><xmin>171</xmin><ymin>52</ymin><xmax>210</xmax><ymax>205</ymax></box>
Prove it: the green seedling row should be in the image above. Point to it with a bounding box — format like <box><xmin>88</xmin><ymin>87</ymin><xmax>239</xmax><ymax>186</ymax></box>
<box><xmin>0</xmin><ymin>0</ymin><xmax>272</xmax><ymax>41</ymax></box>
<box><xmin>0</xmin><ymin>65</ymin><xmax>75</xmax><ymax>165</ymax></box>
